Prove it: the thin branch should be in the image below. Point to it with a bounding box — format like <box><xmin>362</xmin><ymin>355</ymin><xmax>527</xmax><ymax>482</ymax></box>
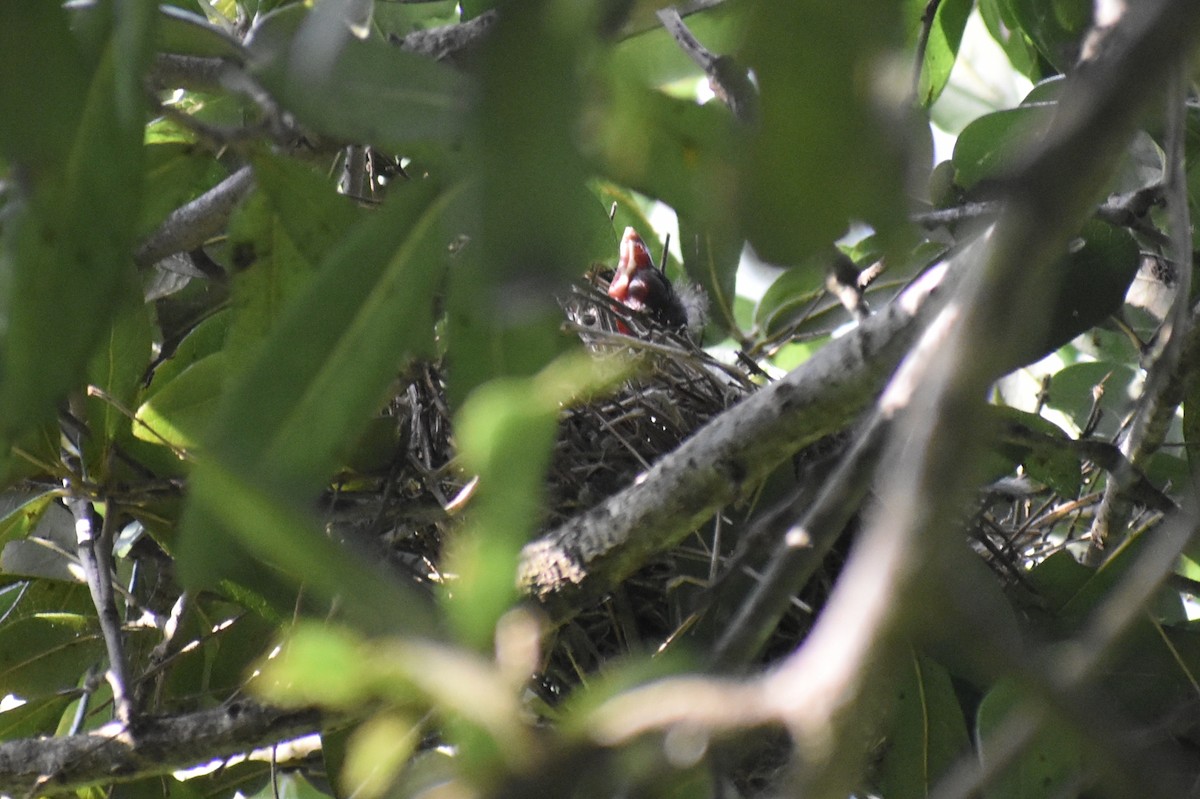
<box><xmin>656</xmin><ymin>7</ymin><xmax>757</xmax><ymax>124</ymax></box>
<box><xmin>1086</xmin><ymin>57</ymin><xmax>1197</xmax><ymax>561</ymax></box>
<box><xmin>710</xmin><ymin>414</ymin><xmax>889</xmax><ymax>668</ymax></box>
<box><xmin>151</xmin><ymin>54</ymin><xmax>240</xmax><ymax>93</ymax></box>
<box><xmin>59</xmin><ymin>407</ymin><xmax>136</xmax><ymax>731</ymax></box>
<box><xmin>134</xmin><ymin>166</ymin><xmax>255</xmax><ymax>269</ymax></box>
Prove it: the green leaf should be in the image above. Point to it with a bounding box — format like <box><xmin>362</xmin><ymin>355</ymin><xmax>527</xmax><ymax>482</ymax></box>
<box><xmin>246</xmin><ymin>5</ymin><xmax>466</xmax><ymax>148</ymax></box>
<box><xmin>953</xmin><ymin>105</ymin><xmax>1053</xmax><ymax>189</ymax></box>
<box><xmin>135</xmin><ymin>352</ymin><xmax>228</xmax><ymax>451</ymax></box>
<box><xmin>875</xmin><ymin>652</ymin><xmax>971</xmax><ymax>799</ymax></box>
<box><xmin>243</xmin><ymin>772</ymin><xmax>333</xmax><ymax>799</ymax></box>
<box><xmin>911</xmin><ymin>0</ymin><xmax>974</xmax><ymax>107</ymax></box>
<box><xmin>979</xmin><ymin>0</ymin><xmax>1042</xmax><ymax>80</ymax></box>
<box><xmin>340</xmin><ymin>713</ymin><xmax>420</xmax><ymax>799</ymax></box>
<box><xmin>678</xmin><ymin>216</ymin><xmax>741</xmax><ymax>339</ymax></box>
<box><xmin>739</xmin><ymin>0</ymin><xmax>908</xmax><ymax>264</ymax></box>
<box><xmin>753</xmin><ymin>259</ymin><xmax>828</xmax><ymax>337</ymax></box>
<box><xmin>0</xmin><ymin>0</ymin><xmax>155</xmax><ymax>455</ymax></box>
<box><xmin>156</xmin><ymin>5</ymin><xmax>246</xmax><ymax>58</ymax></box>
<box><xmin>222</xmin><ymin>194</ymin><xmax>319</xmax><ymax>374</ymax></box>
<box><xmin>1044</xmin><ymin>362</ymin><xmax>1138</xmax><ymax>438</ymax></box>
<box><xmin>144</xmin><ymin>309</ymin><xmax>231</xmax><ymax>401</ymax></box>
<box><xmin>976</xmin><ymin>679</ymin><xmax>1085</xmax><ymax>799</ymax></box>
<box><xmin>447</xmin><ymin>0</ymin><xmax>606</xmax><ymax>403</ymax></box>
<box><xmin>254</xmin><ymin>623</ymin><xmax>374</xmax><ymax>709</ymax></box>
<box><xmin>592</xmin><ymin>78</ymin><xmax>738</xmax><ymax>227</ymax></box>
<box><xmin>611</xmin><ymin>3</ymin><xmax>745</xmax><ymax>88</ymax></box>
<box><xmin>84</xmin><ymin>286</ymin><xmax>156</xmax><ymax>471</ymax></box>
<box><xmin>1007</xmin><ymin>0</ymin><xmax>1091</xmax><ymax>72</ymax></box>
<box><xmin>0</xmin><ymin>616</ymin><xmax>102</xmax><ymax>698</ymax></box>
<box><xmin>1001</xmin><ymin>222</ymin><xmax>1140</xmax><ymax>372</ymax></box>
<box><xmin>989</xmin><ymin>406</ymin><xmax>1083</xmax><ymax>497</ymax></box>
<box><xmin>448</xmin><ymin>352</ymin><xmax>627</xmax><ymax>647</ymax></box>
<box><xmin>251</xmin><ymin>153</ymin><xmax>365</xmax><ymax>265</ymax></box>
<box><xmin>213</xmin><ymin>180</ymin><xmax>453</xmax><ymax>492</ymax></box>
<box><xmin>0</xmin><ymin>692</ymin><xmax>78</xmax><ymax>740</ymax></box>
<box><xmin>0</xmin><ymin>491</ymin><xmax>60</xmax><ymax>550</ymax></box>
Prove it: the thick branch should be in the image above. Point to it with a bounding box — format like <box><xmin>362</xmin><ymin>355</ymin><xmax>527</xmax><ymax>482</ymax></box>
<box><xmin>764</xmin><ymin>3</ymin><xmax>1200</xmax><ymax>796</ymax></box>
<box><xmin>518</xmin><ymin>258</ymin><xmax>959</xmax><ymax>616</ymax></box>
<box><xmin>392</xmin><ymin>10</ymin><xmax>497</xmax><ymax>61</ymax></box>
<box><xmin>0</xmin><ymin>702</ymin><xmax>321</xmax><ymax>797</ymax></box>
<box><xmin>134</xmin><ymin>166</ymin><xmax>255</xmax><ymax>270</ymax></box>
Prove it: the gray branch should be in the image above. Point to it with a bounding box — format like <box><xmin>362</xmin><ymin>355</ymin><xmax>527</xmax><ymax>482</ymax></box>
<box><xmin>0</xmin><ymin>702</ymin><xmax>320</xmax><ymax>797</ymax></box>
<box><xmin>518</xmin><ymin>256</ymin><xmax>961</xmax><ymax>617</ymax></box>
<box><xmin>134</xmin><ymin>166</ymin><xmax>255</xmax><ymax>270</ymax></box>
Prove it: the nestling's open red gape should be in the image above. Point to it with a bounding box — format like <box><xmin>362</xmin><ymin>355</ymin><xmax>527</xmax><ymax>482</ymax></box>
<box><xmin>607</xmin><ymin>227</ymin><xmax>691</xmax><ymax>332</ymax></box>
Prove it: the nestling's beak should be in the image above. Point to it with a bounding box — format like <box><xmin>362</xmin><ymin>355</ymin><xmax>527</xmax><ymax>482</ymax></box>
<box><xmin>607</xmin><ymin>227</ymin><xmax>656</xmax><ymax>308</ymax></box>
<box><xmin>605</xmin><ymin>226</ymin><xmax>703</xmax><ymax>337</ymax></box>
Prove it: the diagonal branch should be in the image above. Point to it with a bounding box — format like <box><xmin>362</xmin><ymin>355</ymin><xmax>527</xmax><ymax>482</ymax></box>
<box><xmin>518</xmin><ymin>256</ymin><xmax>960</xmax><ymax>617</ymax></box>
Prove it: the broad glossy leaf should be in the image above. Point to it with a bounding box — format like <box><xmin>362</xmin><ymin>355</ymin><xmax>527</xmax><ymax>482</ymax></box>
<box><xmin>135</xmin><ymin>353</ymin><xmax>227</xmax><ymax>451</ymax></box>
<box><xmin>243</xmin><ymin>771</ymin><xmax>332</xmax><ymax>799</ymax></box>
<box><xmin>246</xmin><ymin>5</ymin><xmax>466</xmax><ymax>148</ymax></box>
<box><xmin>177</xmin><ymin>183</ymin><xmax>453</xmax><ymax>626</ymax></box>
<box><xmin>592</xmin><ymin>79</ymin><xmax>738</xmax><ymax>228</ymax></box>
<box><xmin>144</xmin><ymin>309</ymin><xmax>230</xmax><ymax>400</ymax></box>
<box><xmin>979</xmin><ymin>0</ymin><xmax>1042</xmax><ymax>80</ymax></box>
<box><xmin>254</xmin><ymin>623</ymin><xmax>374</xmax><ymax>709</ymax></box>
<box><xmin>753</xmin><ymin>260</ymin><xmax>827</xmax><ymax>337</ymax></box>
<box><xmin>611</xmin><ymin>3</ymin><xmax>745</xmax><ymax>88</ymax></box>
<box><xmin>910</xmin><ymin>0</ymin><xmax>973</xmax><ymax>107</ymax></box>
<box><xmin>953</xmin><ymin>105</ymin><xmax>1053</xmax><ymax>189</ymax></box>
<box><xmin>211</xmin><ymin>180</ymin><xmax>453</xmax><ymax>490</ymax></box>
<box><xmin>1007</xmin><ymin>0</ymin><xmax>1091</xmax><ymax>72</ymax></box>
<box><xmin>339</xmin><ymin>712</ymin><xmax>419</xmax><ymax>799</ymax></box>
<box><xmin>875</xmin><ymin>652</ymin><xmax>970</xmax><ymax>798</ymax></box>
<box><xmin>156</xmin><ymin>5</ymin><xmax>246</xmax><ymax>58</ymax></box>
<box><xmin>0</xmin><ymin>616</ymin><xmax>102</xmax><ymax>698</ymax></box>
<box><xmin>989</xmin><ymin>405</ymin><xmax>1083</xmax><ymax>497</ymax></box>
<box><xmin>0</xmin><ymin>692</ymin><xmax>78</xmax><ymax>740</ymax></box>
<box><xmin>447</xmin><ymin>0</ymin><xmax>606</xmax><ymax>403</ymax></box>
<box><xmin>1044</xmin><ymin>361</ymin><xmax>1137</xmax><ymax>438</ymax></box>
<box><xmin>976</xmin><ymin>679</ymin><xmax>1085</xmax><ymax>799</ymax></box>
<box><xmin>222</xmin><ymin>193</ymin><xmax>319</xmax><ymax>374</ymax></box>
<box><xmin>678</xmin><ymin>216</ymin><xmax>741</xmax><ymax>339</ymax></box>
<box><xmin>1</xmin><ymin>539</ymin><xmax>84</xmax><ymax>584</ymax></box>
<box><xmin>0</xmin><ymin>491</ymin><xmax>60</xmax><ymax>550</ymax></box>
<box><xmin>1001</xmin><ymin>222</ymin><xmax>1140</xmax><ymax>372</ymax></box>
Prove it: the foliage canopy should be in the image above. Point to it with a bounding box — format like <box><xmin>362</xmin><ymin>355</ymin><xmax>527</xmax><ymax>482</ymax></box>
<box><xmin>1</xmin><ymin>0</ymin><xmax>1200</xmax><ymax>797</ymax></box>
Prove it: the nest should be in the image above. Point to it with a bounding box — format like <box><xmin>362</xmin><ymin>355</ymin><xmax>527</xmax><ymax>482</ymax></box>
<box><xmin>324</xmin><ymin>275</ymin><xmax>762</xmax><ymax>685</ymax></box>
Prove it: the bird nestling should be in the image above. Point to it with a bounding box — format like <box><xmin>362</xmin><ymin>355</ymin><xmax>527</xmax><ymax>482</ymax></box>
<box><xmin>605</xmin><ymin>227</ymin><xmax>708</xmax><ymax>341</ymax></box>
